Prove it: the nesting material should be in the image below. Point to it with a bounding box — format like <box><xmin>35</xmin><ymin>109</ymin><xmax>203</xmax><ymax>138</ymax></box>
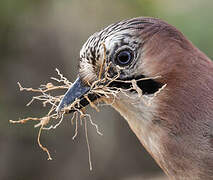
<box><xmin>9</xmin><ymin>43</ymin><xmax>166</xmax><ymax>169</ymax></box>
<box><xmin>9</xmin><ymin>69</ymin><xmax>102</xmax><ymax>164</ymax></box>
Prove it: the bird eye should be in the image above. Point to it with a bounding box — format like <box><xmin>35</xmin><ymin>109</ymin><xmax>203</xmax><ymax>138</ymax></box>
<box><xmin>115</xmin><ymin>49</ymin><xmax>134</xmax><ymax>66</ymax></box>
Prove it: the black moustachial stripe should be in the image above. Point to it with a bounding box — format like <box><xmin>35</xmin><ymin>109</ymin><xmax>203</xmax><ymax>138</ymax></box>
<box><xmin>68</xmin><ymin>76</ymin><xmax>163</xmax><ymax>113</ymax></box>
<box><xmin>108</xmin><ymin>75</ymin><xmax>163</xmax><ymax>95</ymax></box>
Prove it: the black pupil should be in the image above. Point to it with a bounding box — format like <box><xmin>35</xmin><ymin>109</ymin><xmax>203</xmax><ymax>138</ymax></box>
<box><xmin>116</xmin><ymin>50</ymin><xmax>132</xmax><ymax>65</ymax></box>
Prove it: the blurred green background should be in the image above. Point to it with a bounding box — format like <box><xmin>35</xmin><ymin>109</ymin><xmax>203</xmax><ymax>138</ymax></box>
<box><xmin>1</xmin><ymin>0</ymin><xmax>213</xmax><ymax>179</ymax></box>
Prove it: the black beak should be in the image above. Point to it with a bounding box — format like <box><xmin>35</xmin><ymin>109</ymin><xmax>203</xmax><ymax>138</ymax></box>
<box><xmin>56</xmin><ymin>77</ymin><xmax>99</xmax><ymax>113</ymax></box>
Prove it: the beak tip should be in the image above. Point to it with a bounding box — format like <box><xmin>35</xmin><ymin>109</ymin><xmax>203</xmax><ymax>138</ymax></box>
<box><xmin>56</xmin><ymin>103</ymin><xmax>63</xmax><ymax>113</ymax></box>
<box><xmin>56</xmin><ymin>98</ymin><xmax>68</xmax><ymax>113</ymax></box>
<box><xmin>56</xmin><ymin>105</ymin><xmax>61</xmax><ymax>113</ymax></box>
<box><xmin>56</xmin><ymin>77</ymin><xmax>91</xmax><ymax>113</ymax></box>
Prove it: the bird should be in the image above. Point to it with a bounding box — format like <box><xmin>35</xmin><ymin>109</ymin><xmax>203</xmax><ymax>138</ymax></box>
<box><xmin>57</xmin><ymin>17</ymin><xmax>213</xmax><ymax>179</ymax></box>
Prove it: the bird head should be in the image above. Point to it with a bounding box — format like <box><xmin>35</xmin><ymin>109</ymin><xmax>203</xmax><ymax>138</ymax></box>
<box><xmin>57</xmin><ymin>17</ymin><xmax>213</xmax><ymax>179</ymax></box>
<box><xmin>57</xmin><ymin>17</ymin><xmax>173</xmax><ymax>112</ymax></box>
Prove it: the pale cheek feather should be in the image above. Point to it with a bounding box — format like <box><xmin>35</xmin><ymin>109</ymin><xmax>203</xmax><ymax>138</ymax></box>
<box><xmin>79</xmin><ymin>61</ymin><xmax>97</xmax><ymax>83</ymax></box>
<box><xmin>105</xmin><ymin>93</ymin><xmax>163</xmax><ymax>157</ymax></box>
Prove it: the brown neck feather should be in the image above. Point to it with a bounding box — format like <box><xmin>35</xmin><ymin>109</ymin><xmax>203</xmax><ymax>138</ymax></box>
<box><xmin>140</xmin><ymin>22</ymin><xmax>213</xmax><ymax>179</ymax></box>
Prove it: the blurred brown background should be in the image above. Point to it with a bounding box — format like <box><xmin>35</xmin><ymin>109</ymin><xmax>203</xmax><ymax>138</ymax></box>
<box><xmin>1</xmin><ymin>0</ymin><xmax>213</xmax><ymax>179</ymax></box>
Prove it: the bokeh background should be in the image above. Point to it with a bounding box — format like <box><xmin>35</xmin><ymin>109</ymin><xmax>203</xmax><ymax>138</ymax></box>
<box><xmin>1</xmin><ymin>0</ymin><xmax>213</xmax><ymax>180</ymax></box>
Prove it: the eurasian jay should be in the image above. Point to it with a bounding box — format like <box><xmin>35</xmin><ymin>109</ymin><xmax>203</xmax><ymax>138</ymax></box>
<box><xmin>57</xmin><ymin>17</ymin><xmax>213</xmax><ymax>179</ymax></box>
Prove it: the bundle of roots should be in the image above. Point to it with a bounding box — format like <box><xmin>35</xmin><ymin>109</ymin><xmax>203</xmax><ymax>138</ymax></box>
<box><xmin>10</xmin><ymin>44</ymin><xmax>166</xmax><ymax>170</ymax></box>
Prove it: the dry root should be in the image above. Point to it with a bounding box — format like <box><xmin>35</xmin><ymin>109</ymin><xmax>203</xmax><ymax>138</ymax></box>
<box><xmin>9</xmin><ymin>68</ymin><xmax>103</xmax><ymax>164</ymax></box>
<box><xmin>10</xmin><ymin>43</ymin><xmax>166</xmax><ymax>169</ymax></box>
